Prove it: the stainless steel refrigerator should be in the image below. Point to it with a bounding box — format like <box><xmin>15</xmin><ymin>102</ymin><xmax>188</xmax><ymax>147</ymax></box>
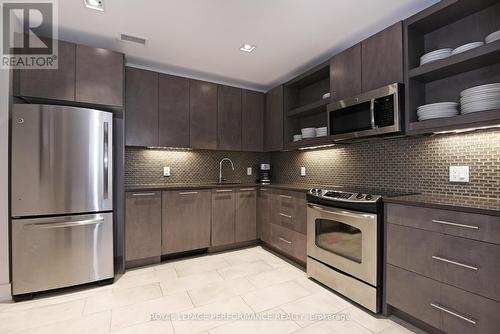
<box><xmin>11</xmin><ymin>104</ymin><xmax>114</xmax><ymax>297</ymax></box>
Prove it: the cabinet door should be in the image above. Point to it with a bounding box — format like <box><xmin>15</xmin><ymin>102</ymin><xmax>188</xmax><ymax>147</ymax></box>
<box><xmin>162</xmin><ymin>191</ymin><xmax>211</xmax><ymax>254</ymax></box>
<box><xmin>190</xmin><ymin>80</ymin><xmax>218</xmax><ymax>149</ymax></box>
<box><xmin>362</xmin><ymin>22</ymin><xmax>403</xmax><ymax>92</ymax></box>
<box><xmin>264</xmin><ymin>85</ymin><xmax>284</xmax><ymax>152</ymax></box>
<box><xmin>235</xmin><ymin>189</ymin><xmax>257</xmax><ymax>242</ymax></box>
<box><xmin>211</xmin><ymin>190</ymin><xmax>235</xmax><ymax>246</ymax></box>
<box><xmin>330</xmin><ymin>44</ymin><xmax>362</xmax><ymax>102</ymax></box>
<box><xmin>158</xmin><ymin>74</ymin><xmax>190</xmax><ymax>148</ymax></box>
<box><xmin>257</xmin><ymin>188</ymin><xmax>271</xmax><ymax>243</ymax></box>
<box><xmin>242</xmin><ymin>90</ymin><xmax>264</xmax><ymax>152</ymax></box>
<box><xmin>218</xmin><ymin>85</ymin><xmax>242</xmax><ymax>151</ymax></box>
<box><xmin>125</xmin><ymin>67</ymin><xmax>159</xmax><ymax>147</ymax></box>
<box><xmin>125</xmin><ymin>192</ymin><xmax>162</xmax><ymax>261</ymax></box>
<box><xmin>75</xmin><ymin>44</ymin><xmax>124</xmax><ymax>107</ymax></box>
<box><xmin>14</xmin><ymin>39</ymin><xmax>75</xmax><ymax>101</ymax></box>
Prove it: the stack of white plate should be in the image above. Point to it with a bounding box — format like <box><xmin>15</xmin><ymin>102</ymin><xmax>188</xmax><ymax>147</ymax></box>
<box><xmin>417</xmin><ymin>102</ymin><xmax>459</xmax><ymax>121</ymax></box>
<box><xmin>301</xmin><ymin>128</ymin><xmax>316</xmax><ymax>139</ymax></box>
<box><xmin>460</xmin><ymin>83</ymin><xmax>500</xmax><ymax>114</ymax></box>
<box><xmin>485</xmin><ymin>30</ymin><xmax>500</xmax><ymax>44</ymax></box>
<box><xmin>315</xmin><ymin>127</ymin><xmax>328</xmax><ymax>137</ymax></box>
<box><xmin>420</xmin><ymin>48</ymin><xmax>453</xmax><ymax>65</ymax></box>
<box><xmin>451</xmin><ymin>42</ymin><xmax>484</xmax><ymax>55</ymax></box>
<box><xmin>293</xmin><ymin>134</ymin><xmax>302</xmax><ymax>142</ymax></box>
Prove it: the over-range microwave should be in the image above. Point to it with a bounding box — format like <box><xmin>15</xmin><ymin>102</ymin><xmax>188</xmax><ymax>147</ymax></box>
<box><xmin>327</xmin><ymin>83</ymin><xmax>403</xmax><ymax>141</ymax></box>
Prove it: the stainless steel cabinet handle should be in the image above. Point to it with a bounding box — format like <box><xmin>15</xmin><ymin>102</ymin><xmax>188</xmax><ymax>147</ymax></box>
<box><xmin>103</xmin><ymin>122</ymin><xmax>109</xmax><ymax>200</ymax></box>
<box><xmin>28</xmin><ymin>217</ymin><xmax>105</xmax><ymax>229</ymax></box>
<box><xmin>280</xmin><ymin>213</ymin><xmax>292</xmax><ymax>219</ymax></box>
<box><xmin>239</xmin><ymin>188</ymin><xmax>255</xmax><ymax>191</ymax></box>
<box><xmin>432</xmin><ymin>220</ymin><xmax>479</xmax><ymax>230</ymax></box>
<box><xmin>279</xmin><ymin>237</ymin><xmax>292</xmax><ymax>245</ymax></box>
<box><xmin>132</xmin><ymin>193</ymin><xmax>156</xmax><ymax>196</ymax></box>
<box><xmin>216</xmin><ymin>189</ymin><xmax>233</xmax><ymax>193</ymax></box>
<box><xmin>432</xmin><ymin>256</ymin><xmax>479</xmax><ymax>271</ymax></box>
<box><xmin>430</xmin><ymin>303</ymin><xmax>476</xmax><ymax>325</ymax></box>
<box><xmin>179</xmin><ymin>191</ymin><xmax>198</xmax><ymax>195</ymax></box>
<box><xmin>279</xmin><ymin>195</ymin><xmax>292</xmax><ymax>199</ymax></box>
<box><xmin>260</xmin><ymin>188</ymin><xmax>269</xmax><ymax>191</ymax></box>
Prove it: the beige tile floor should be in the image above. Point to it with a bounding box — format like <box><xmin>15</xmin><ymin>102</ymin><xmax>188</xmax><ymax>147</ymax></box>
<box><xmin>0</xmin><ymin>246</ymin><xmax>427</xmax><ymax>334</ymax></box>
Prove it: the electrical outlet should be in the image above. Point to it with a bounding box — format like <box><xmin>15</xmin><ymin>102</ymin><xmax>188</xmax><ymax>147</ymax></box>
<box><xmin>449</xmin><ymin>166</ymin><xmax>469</xmax><ymax>183</ymax></box>
<box><xmin>163</xmin><ymin>166</ymin><xmax>171</xmax><ymax>177</ymax></box>
<box><xmin>247</xmin><ymin>167</ymin><xmax>252</xmax><ymax>176</ymax></box>
<box><xmin>300</xmin><ymin>167</ymin><xmax>306</xmax><ymax>177</ymax></box>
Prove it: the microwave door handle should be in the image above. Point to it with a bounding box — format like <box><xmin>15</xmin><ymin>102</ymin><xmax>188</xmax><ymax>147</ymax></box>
<box><xmin>370</xmin><ymin>99</ymin><xmax>376</xmax><ymax>129</ymax></box>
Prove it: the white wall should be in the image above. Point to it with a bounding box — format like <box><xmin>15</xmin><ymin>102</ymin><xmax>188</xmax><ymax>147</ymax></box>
<box><xmin>0</xmin><ymin>68</ymin><xmax>11</xmax><ymax>301</ymax></box>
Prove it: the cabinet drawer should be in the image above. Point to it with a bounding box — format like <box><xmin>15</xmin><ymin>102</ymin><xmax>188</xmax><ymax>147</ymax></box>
<box><xmin>387</xmin><ymin>223</ymin><xmax>500</xmax><ymax>302</ymax></box>
<box><xmin>271</xmin><ymin>190</ymin><xmax>307</xmax><ymax>234</ymax></box>
<box><xmin>440</xmin><ymin>283</ymin><xmax>500</xmax><ymax>334</ymax></box>
<box><xmin>386</xmin><ymin>264</ymin><xmax>441</xmax><ymax>329</ymax></box>
<box><xmin>386</xmin><ymin>203</ymin><xmax>500</xmax><ymax>245</ymax></box>
<box><xmin>270</xmin><ymin>223</ymin><xmax>306</xmax><ymax>262</ymax></box>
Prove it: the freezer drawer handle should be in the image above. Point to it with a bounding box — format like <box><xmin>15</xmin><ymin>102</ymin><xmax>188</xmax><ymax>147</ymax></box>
<box><xmin>279</xmin><ymin>237</ymin><xmax>292</xmax><ymax>245</ymax></box>
<box><xmin>432</xmin><ymin>220</ymin><xmax>479</xmax><ymax>230</ymax></box>
<box><xmin>430</xmin><ymin>303</ymin><xmax>477</xmax><ymax>325</ymax></box>
<box><xmin>27</xmin><ymin>217</ymin><xmax>105</xmax><ymax>229</ymax></box>
<box><xmin>431</xmin><ymin>256</ymin><xmax>478</xmax><ymax>271</ymax></box>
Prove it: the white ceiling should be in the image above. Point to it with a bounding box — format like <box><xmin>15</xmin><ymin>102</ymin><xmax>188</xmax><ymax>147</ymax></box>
<box><xmin>57</xmin><ymin>0</ymin><xmax>439</xmax><ymax>91</ymax></box>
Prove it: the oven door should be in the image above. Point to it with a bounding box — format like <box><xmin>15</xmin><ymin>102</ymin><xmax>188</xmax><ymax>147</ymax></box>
<box><xmin>307</xmin><ymin>203</ymin><xmax>378</xmax><ymax>286</ymax></box>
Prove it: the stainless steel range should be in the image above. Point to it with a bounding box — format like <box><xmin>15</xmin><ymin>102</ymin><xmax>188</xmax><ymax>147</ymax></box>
<box><xmin>306</xmin><ymin>188</ymin><xmax>387</xmax><ymax>313</ymax></box>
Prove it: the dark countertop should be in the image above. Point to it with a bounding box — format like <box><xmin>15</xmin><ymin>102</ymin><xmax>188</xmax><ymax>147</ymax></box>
<box><xmin>125</xmin><ymin>183</ymin><xmax>338</xmax><ymax>193</ymax></box>
<box><xmin>384</xmin><ymin>193</ymin><xmax>500</xmax><ymax>217</ymax></box>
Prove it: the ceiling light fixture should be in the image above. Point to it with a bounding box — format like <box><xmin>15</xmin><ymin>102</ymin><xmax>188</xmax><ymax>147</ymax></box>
<box><xmin>119</xmin><ymin>33</ymin><xmax>147</xmax><ymax>46</ymax></box>
<box><xmin>239</xmin><ymin>43</ymin><xmax>256</xmax><ymax>53</ymax></box>
<box><xmin>84</xmin><ymin>0</ymin><xmax>104</xmax><ymax>11</ymax></box>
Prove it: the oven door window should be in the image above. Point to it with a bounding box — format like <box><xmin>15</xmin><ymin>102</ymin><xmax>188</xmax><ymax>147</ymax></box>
<box><xmin>315</xmin><ymin>218</ymin><xmax>362</xmax><ymax>263</ymax></box>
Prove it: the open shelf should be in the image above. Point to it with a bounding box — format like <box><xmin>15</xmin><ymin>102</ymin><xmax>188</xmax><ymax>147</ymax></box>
<box><xmin>285</xmin><ymin>136</ymin><xmax>333</xmax><ymax>150</ymax></box>
<box><xmin>407</xmin><ymin>109</ymin><xmax>500</xmax><ymax>134</ymax></box>
<box><xmin>409</xmin><ymin>40</ymin><xmax>500</xmax><ymax>82</ymax></box>
<box><xmin>287</xmin><ymin>99</ymin><xmax>329</xmax><ymax>118</ymax></box>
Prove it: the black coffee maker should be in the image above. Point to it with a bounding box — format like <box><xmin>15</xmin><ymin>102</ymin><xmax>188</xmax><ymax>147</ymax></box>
<box><xmin>257</xmin><ymin>163</ymin><xmax>271</xmax><ymax>184</ymax></box>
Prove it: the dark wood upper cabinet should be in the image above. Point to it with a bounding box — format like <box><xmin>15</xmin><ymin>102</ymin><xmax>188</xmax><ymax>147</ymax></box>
<box><xmin>362</xmin><ymin>22</ymin><xmax>404</xmax><ymax>92</ymax></box>
<box><xmin>125</xmin><ymin>67</ymin><xmax>159</xmax><ymax>147</ymax></box>
<box><xmin>190</xmin><ymin>80</ymin><xmax>218</xmax><ymax>150</ymax></box>
<box><xmin>235</xmin><ymin>189</ymin><xmax>257</xmax><ymax>243</ymax></box>
<box><xmin>265</xmin><ymin>85</ymin><xmax>284</xmax><ymax>152</ymax></box>
<box><xmin>158</xmin><ymin>74</ymin><xmax>190</xmax><ymax>148</ymax></box>
<box><xmin>75</xmin><ymin>44</ymin><xmax>124</xmax><ymax>107</ymax></box>
<box><xmin>218</xmin><ymin>85</ymin><xmax>242</xmax><ymax>151</ymax></box>
<box><xmin>125</xmin><ymin>192</ymin><xmax>162</xmax><ymax>262</ymax></box>
<box><xmin>14</xmin><ymin>39</ymin><xmax>76</xmax><ymax>101</ymax></box>
<box><xmin>242</xmin><ymin>90</ymin><xmax>265</xmax><ymax>152</ymax></box>
<box><xmin>330</xmin><ymin>43</ymin><xmax>362</xmax><ymax>102</ymax></box>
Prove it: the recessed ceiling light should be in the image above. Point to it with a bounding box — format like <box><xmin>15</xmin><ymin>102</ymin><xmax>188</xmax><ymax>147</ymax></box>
<box><xmin>239</xmin><ymin>43</ymin><xmax>256</xmax><ymax>53</ymax></box>
<box><xmin>84</xmin><ymin>0</ymin><xmax>104</xmax><ymax>11</ymax></box>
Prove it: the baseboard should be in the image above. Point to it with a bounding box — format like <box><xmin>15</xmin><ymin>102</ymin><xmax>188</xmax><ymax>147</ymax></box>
<box><xmin>0</xmin><ymin>283</ymin><xmax>11</xmax><ymax>301</ymax></box>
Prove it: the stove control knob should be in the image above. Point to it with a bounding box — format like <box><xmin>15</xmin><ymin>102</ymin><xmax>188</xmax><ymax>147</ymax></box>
<box><xmin>317</xmin><ymin>189</ymin><xmax>323</xmax><ymax>195</ymax></box>
<box><xmin>356</xmin><ymin>193</ymin><xmax>364</xmax><ymax>199</ymax></box>
<box><xmin>310</xmin><ymin>189</ymin><xmax>316</xmax><ymax>194</ymax></box>
<box><xmin>365</xmin><ymin>194</ymin><xmax>373</xmax><ymax>200</ymax></box>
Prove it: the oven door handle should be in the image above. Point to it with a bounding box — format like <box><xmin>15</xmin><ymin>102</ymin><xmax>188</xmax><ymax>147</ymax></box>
<box><xmin>308</xmin><ymin>204</ymin><xmax>376</xmax><ymax>221</ymax></box>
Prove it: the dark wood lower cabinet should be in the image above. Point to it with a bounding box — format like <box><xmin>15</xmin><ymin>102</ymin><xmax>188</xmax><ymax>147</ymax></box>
<box><xmin>269</xmin><ymin>223</ymin><xmax>306</xmax><ymax>263</ymax></box>
<box><xmin>257</xmin><ymin>188</ymin><xmax>271</xmax><ymax>243</ymax></box>
<box><xmin>211</xmin><ymin>190</ymin><xmax>236</xmax><ymax>247</ymax></box>
<box><xmin>125</xmin><ymin>192</ymin><xmax>162</xmax><ymax>262</ymax></box>
<box><xmin>162</xmin><ymin>190</ymin><xmax>211</xmax><ymax>254</ymax></box>
<box><xmin>235</xmin><ymin>189</ymin><xmax>257</xmax><ymax>242</ymax></box>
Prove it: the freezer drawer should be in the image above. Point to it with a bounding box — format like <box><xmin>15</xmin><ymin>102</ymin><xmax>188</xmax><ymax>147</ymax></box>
<box><xmin>12</xmin><ymin>213</ymin><xmax>114</xmax><ymax>295</ymax></box>
<box><xmin>11</xmin><ymin>104</ymin><xmax>113</xmax><ymax>217</ymax></box>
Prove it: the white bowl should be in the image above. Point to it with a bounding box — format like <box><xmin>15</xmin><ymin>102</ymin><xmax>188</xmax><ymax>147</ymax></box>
<box><xmin>293</xmin><ymin>134</ymin><xmax>302</xmax><ymax>142</ymax></box>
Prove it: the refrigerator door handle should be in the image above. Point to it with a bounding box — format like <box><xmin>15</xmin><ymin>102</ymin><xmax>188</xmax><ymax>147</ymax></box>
<box><xmin>26</xmin><ymin>217</ymin><xmax>105</xmax><ymax>229</ymax></box>
<box><xmin>103</xmin><ymin>122</ymin><xmax>109</xmax><ymax>200</ymax></box>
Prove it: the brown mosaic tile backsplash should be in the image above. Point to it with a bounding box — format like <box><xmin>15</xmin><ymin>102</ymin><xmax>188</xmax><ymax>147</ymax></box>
<box><xmin>126</xmin><ymin>129</ymin><xmax>500</xmax><ymax>199</ymax></box>
<box><xmin>271</xmin><ymin>129</ymin><xmax>500</xmax><ymax>199</ymax></box>
<box><xmin>125</xmin><ymin>148</ymin><xmax>270</xmax><ymax>186</ymax></box>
